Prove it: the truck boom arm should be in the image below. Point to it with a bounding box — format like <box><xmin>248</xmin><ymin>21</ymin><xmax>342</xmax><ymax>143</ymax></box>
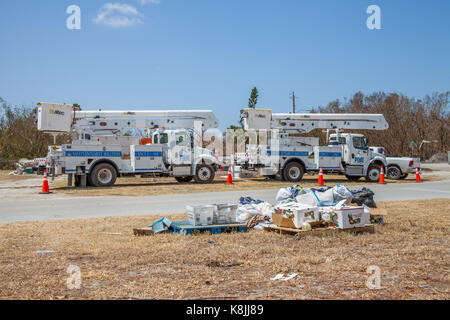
<box><xmin>242</xmin><ymin>108</ymin><xmax>389</xmax><ymax>132</ymax></box>
<box><xmin>36</xmin><ymin>102</ymin><xmax>219</xmax><ymax>135</ymax></box>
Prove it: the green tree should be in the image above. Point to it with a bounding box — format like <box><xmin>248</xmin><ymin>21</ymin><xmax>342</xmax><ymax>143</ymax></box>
<box><xmin>248</xmin><ymin>87</ymin><xmax>259</xmax><ymax>109</ymax></box>
<box><xmin>0</xmin><ymin>104</ymin><xmax>70</xmax><ymax>169</ymax></box>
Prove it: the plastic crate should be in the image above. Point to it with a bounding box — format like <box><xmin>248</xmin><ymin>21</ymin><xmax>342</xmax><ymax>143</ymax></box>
<box><xmin>186</xmin><ymin>205</ymin><xmax>215</xmax><ymax>226</ymax></box>
<box><xmin>213</xmin><ymin>204</ymin><xmax>238</xmax><ymax>224</ymax></box>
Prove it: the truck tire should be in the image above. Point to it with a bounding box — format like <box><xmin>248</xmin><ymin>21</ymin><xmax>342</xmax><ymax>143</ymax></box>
<box><xmin>194</xmin><ymin>164</ymin><xmax>215</xmax><ymax>184</ymax></box>
<box><xmin>365</xmin><ymin>164</ymin><xmax>381</xmax><ymax>182</ymax></box>
<box><xmin>399</xmin><ymin>173</ymin><xmax>409</xmax><ymax>180</ymax></box>
<box><xmin>90</xmin><ymin>163</ymin><xmax>117</xmax><ymax>187</ymax></box>
<box><xmin>283</xmin><ymin>162</ymin><xmax>304</xmax><ymax>182</ymax></box>
<box><xmin>175</xmin><ymin>176</ymin><xmax>193</xmax><ymax>183</ymax></box>
<box><xmin>345</xmin><ymin>175</ymin><xmax>361</xmax><ymax>181</ymax></box>
<box><xmin>387</xmin><ymin>165</ymin><xmax>402</xmax><ymax>180</ymax></box>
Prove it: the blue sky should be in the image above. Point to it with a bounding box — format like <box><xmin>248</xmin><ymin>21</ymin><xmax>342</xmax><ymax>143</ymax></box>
<box><xmin>1</xmin><ymin>0</ymin><xmax>449</xmax><ymax>129</ymax></box>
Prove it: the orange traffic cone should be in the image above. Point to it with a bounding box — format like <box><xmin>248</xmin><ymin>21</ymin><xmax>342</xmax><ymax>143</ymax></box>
<box><xmin>415</xmin><ymin>167</ymin><xmax>422</xmax><ymax>183</ymax></box>
<box><xmin>39</xmin><ymin>169</ymin><xmax>52</xmax><ymax>194</ymax></box>
<box><xmin>318</xmin><ymin>166</ymin><xmax>324</xmax><ymax>186</ymax></box>
<box><xmin>226</xmin><ymin>166</ymin><xmax>233</xmax><ymax>185</ymax></box>
<box><xmin>379</xmin><ymin>166</ymin><xmax>386</xmax><ymax>184</ymax></box>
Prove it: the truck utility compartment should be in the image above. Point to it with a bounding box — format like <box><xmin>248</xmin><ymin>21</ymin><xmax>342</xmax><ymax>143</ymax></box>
<box><xmin>130</xmin><ymin>145</ymin><xmax>164</xmax><ymax>173</ymax></box>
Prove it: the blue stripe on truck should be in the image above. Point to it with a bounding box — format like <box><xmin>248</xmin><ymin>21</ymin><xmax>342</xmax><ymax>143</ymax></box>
<box><xmin>267</xmin><ymin>151</ymin><xmax>309</xmax><ymax>157</ymax></box>
<box><xmin>319</xmin><ymin>152</ymin><xmax>342</xmax><ymax>157</ymax></box>
<box><xmin>135</xmin><ymin>151</ymin><xmax>163</xmax><ymax>157</ymax></box>
<box><xmin>65</xmin><ymin>151</ymin><xmax>122</xmax><ymax>157</ymax></box>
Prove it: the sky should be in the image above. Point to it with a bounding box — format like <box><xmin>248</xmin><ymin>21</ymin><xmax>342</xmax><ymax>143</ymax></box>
<box><xmin>1</xmin><ymin>0</ymin><xmax>449</xmax><ymax>129</ymax></box>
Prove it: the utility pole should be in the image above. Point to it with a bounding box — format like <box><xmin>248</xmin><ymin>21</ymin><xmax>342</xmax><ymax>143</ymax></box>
<box><xmin>291</xmin><ymin>91</ymin><xmax>296</xmax><ymax>114</ymax></box>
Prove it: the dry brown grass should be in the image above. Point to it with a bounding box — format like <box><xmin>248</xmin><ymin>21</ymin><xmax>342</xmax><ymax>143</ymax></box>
<box><xmin>0</xmin><ymin>170</ymin><xmax>35</xmax><ymax>181</ymax></box>
<box><xmin>50</xmin><ymin>173</ymin><xmax>442</xmax><ymax>197</ymax></box>
<box><xmin>0</xmin><ymin>199</ymin><xmax>449</xmax><ymax>300</ymax></box>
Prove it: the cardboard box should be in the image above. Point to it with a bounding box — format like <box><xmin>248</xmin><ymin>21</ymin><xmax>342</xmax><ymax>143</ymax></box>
<box><xmin>273</xmin><ymin>204</ymin><xmax>319</xmax><ymax>229</ymax></box>
<box><xmin>370</xmin><ymin>214</ymin><xmax>385</xmax><ymax>225</ymax></box>
<box><xmin>320</xmin><ymin>206</ymin><xmax>369</xmax><ymax>229</ymax></box>
<box><xmin>272</xmin><ymin>212</ymin><xmax>297</xmax><ymax>229</ymax></box>
<box><xmin>151</xmin><ymin>217</ymin><xmax>173</xmax><ymax>234</ymax></box>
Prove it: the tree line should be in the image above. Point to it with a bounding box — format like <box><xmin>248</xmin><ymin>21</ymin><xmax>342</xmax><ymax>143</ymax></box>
<box><xmin>0</xmin><ymin>91</ymin><xmax>448</xmax><ymax>169</ymax></box>
<box><xmin>312</xmin><ymin>91</ymin><xmax>449</xmax><ymax>159</ymax></box>
<box><xmin>0</xmin><ymin>104</ymin><xmax>68</xmax><ymax>169</ymax></box>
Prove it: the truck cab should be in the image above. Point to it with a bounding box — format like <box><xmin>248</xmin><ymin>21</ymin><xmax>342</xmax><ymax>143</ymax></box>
<box><xmin>329</xmin><ymin>133</ymin><xmax>386</xmax><ymax>181</ymax></box>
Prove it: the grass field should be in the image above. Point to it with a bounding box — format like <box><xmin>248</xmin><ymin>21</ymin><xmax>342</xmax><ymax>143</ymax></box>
<box><xmin>0</xmin><ymin>170</ymin><xmax>36</xmax><ymax>181</ymax></box>
<box><xmin>1</xmin><ymin>199</ymin><xmax>448</xmax><ymax>300</ymax></box>
<box><xmin>49</xmin><ymin>173</ymin><xmax>441</xmax><ymax>197</ymax></box>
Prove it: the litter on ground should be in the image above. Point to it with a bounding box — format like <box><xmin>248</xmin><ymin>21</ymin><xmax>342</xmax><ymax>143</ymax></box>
<box><xmin>270</xmin><ymin>273</ymin><xmax>298</xmax><ymax>281</ymax></box>
<box><xmin>134</xmin><ymin>184</ymin><xmax>384</xmax><ymax>237</ymax></box>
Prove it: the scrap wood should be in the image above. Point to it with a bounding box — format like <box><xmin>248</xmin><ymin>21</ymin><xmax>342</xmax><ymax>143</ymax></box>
<box><xmin>133</xmin><ymin>228</ymin><xmax>154</xmax><ymax>236</ymax></box>
<box><xmin>265</xmin><ymin>224</ymin><xmax>375</xmax><ymax>236</ymax></box>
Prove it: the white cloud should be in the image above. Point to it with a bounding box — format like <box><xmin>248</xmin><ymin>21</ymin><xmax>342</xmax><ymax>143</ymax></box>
<box><xmin>139</xmin><ymin>0</ymin><xmax>160</xmax><ymax>5</ymax></box>
<box><xmin>93</xmin><ymin>3</ymin><xmax>143</xmax><ymax>27</ymax></box>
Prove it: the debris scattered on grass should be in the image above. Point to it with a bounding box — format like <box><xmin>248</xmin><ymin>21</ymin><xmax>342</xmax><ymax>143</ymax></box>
<box><xmin>36</xmin><ymin>250</ymin><xmax>55</xmax><ymax>254</ymax></box>
<box><xmin>270</xmin><ymin>273</ymin><xmax>298</xmax><ymax>281</ymax></box>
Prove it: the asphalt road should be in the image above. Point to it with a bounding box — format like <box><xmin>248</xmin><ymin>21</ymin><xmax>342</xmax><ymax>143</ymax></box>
<box><xmin>1</xmin><ymin>173</ymin><xmax>450</xmax><ymax>223</ymax></box>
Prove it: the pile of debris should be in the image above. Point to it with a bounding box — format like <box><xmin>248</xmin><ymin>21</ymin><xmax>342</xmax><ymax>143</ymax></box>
<box><xmin>9</xmin><ymin>159</ymin><xmax>34</xmax><ymax>176</ymax></box>
<box><xmin>135</xmin><ymin>184</ymin><xmax>383</xmax><ymax>237</ymax></box>
<box><xmin>428</xmin><ymin>152</ymin><xmax>448</xmax><ymax>163</ymax></box>
<box><xmin>236</xmin><ymin>184</ymin><xmax>381</xmax><ymax>232</ymax></box>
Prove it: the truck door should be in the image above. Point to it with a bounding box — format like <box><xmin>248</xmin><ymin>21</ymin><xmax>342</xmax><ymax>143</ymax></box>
<box><xmin>348</xmin><ymin>135</ymin><xmax>370</xmax><ymax>166</ymax></box>
<box><xmin>173</xmin><ymin>132</ymin><xmax>192</xmax><ymax>165</ymax></box>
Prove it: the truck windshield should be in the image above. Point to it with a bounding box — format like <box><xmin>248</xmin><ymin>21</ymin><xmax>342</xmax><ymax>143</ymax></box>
<box><xmin>353</xmin><ymin>136</ymin><xmax>368</xmax><ymax>150</ymax></box>
<box><xmin>160</xmin><ymin>133</ymin><xmax>168</xmax><ymax>144</ymax></box>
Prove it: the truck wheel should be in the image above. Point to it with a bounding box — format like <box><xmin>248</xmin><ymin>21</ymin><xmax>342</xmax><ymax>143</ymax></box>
<box><xmin>90</xmin><ymin>163</ymin><xmax>117</xmax><ymax>187</ymax></box>
<box><xmin>365</xmin><ymin>164</ymin><xmax>381</xmax><ymax>182</ymax></box>
<box><xmin>345</xmin><ymin>175</ymin><xmax>361</xmax><ymax>181</ymax></box>
<box><xmin>387</xmin><ymin>165</ymin><xmax>402</xmax><ymax>180</ymax></box>
<box><xmin>194</xmin><ymin>164</ymin><xmax>215</xmax><ymax>184</ymax></box>
<box><xmin>175</xmin><ymin>176</ymin><xmax>193</xmax><ymax>183</ymax></box>
<box><xmin>283</xmin><ymin>162</ymin><xmax>304</xmax><ymax>182</ymax></box>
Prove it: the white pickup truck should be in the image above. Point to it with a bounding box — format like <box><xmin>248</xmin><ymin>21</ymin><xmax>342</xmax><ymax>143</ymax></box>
<box><xmin>370</xmin><ymin>147</ymin><xmax>420</xmax><ymax>180</ymax></box>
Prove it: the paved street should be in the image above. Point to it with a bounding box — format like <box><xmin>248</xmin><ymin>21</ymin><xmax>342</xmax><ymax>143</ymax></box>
<box><xmin>1</xmin><ymin>164</ymin><xmax>449</xmax><ymax>223</ymax></box>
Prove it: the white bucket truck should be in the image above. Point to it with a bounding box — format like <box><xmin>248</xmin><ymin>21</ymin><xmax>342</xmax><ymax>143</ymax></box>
<box><xmin>35</xmin><ymin>102</ymin><xmax>220</xmax><ymax>187</ymax></box>
<box><xmin>236</xmin><ymin>108</ymin><xmax>389</xmax><ymax>182</ymax></box>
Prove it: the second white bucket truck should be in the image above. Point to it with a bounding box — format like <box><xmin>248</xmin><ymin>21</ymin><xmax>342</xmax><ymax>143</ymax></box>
<box><xmin>237</xmin><ymin>108</ymin><xmax>389</xmax><ymax>182</ymax></box>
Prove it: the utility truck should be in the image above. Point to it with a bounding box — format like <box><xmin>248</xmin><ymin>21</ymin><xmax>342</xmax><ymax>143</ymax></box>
<box><xmin>35</xmin><ymin>102</ymin><xmax>220</xmax><ymax>187</ymax></box>
<box><xmin>235</xmin><ymin>109</ymin><xmax>389</xmax><ymax>182</ymax></box>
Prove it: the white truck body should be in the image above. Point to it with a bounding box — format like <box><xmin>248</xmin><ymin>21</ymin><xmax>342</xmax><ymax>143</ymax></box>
<box><xmin>36</xmin><ymin>102</ymin><xmax>220</xmax><ymax>187</ymax></box>
<box><xmin>237</xmin><ymin>109</ymin><xmax>389</xmax><ymax>182</ymax></box>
